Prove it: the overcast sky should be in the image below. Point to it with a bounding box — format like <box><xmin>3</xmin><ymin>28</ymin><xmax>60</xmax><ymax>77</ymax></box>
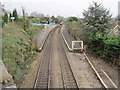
<box><xmin>1</xmin><ymin>0</ymin><xmax>119</xmax><ymax>18</ymax></box>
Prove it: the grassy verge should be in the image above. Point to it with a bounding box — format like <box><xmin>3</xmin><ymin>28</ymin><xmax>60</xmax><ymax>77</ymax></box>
<box><xmin>2</xmin><ymin>22</ymin><xmax>44</xmax><ymax>86</ymax></box>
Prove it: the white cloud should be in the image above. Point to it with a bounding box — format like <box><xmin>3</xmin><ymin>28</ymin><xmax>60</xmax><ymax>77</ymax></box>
<box><xmin>1</xmin><ymin>0</ymin><xmax>119</xmax><ymax>17</ymax></box>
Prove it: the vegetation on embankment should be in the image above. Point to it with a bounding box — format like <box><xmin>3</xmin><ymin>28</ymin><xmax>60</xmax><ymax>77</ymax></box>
<box><xmin>65</xmin><ymin>2</ymin><xmax>120</xmax><ymax>66</ymax></box>
<box><xmin>2</xmin><ymin>22</ymin><xmax>44</xmax><ymax>86</ymax></box>
<box><xmin>65</xmin><ymin>19</ymin><xmax>89</xmax><ymax>42</ymax></box>
<box><xmin>1</xmin><ymin>7</ymin><xmax>64</xmax><ymax>86</ymax></box>
<box><xmin>88</xmin><ymin>34</ymin><xmax>120</xmax><ymax>65</ymax></box>
<box><xmin>2</xmin><ymin>8</ymin><xmax>45</xmax><ymax>86</ymax></box>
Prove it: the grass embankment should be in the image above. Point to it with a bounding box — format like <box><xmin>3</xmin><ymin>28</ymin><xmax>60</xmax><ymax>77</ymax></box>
<box><xmin>2</xmin><ymin>22</ymin><xmax>44</xmax><ymax>86</ymax></box>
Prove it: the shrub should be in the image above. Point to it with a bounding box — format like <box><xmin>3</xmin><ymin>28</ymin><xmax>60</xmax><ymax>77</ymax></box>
<box><xmin>17</xmin><ymin>18</ymin><xmax>30</xmax><ymax>31</ymax></box>
<box><xmin>2</xmin><ymin>20</ymin><xmax>5</xmax><ymax>27</ymax></box>
<box><xmin>2</xmin><ymin>13</ymin><xmax>8</xmax><ymax>24</ymax></box>
<box><xmin>88</xmin><ymin>34</ymin><xmax>120</xmax><ymax>65</ymax></box>
<box><xmin>12</xmin><ymin>9</ymin><xmax>18</xmax><ymax>21</ymax></box>
<box><xmin>65</xmin><ymin>20</ymin><xmax>89</xmax><ymax>42</ymax></box>
<box><xmin>68</xmin><ymin>17</ymin><xmax>79</xmax><ymax>22</ymax></box>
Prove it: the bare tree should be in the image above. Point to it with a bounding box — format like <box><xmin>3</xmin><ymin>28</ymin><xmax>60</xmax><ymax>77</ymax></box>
<box><xmin>30</xmin><ymin>12</ymin><xmax>38</xmax><ymax>17</ymax></box>
<box><xmin>56</xmin><ymin>15</ymin><xmax>64</xmax><ymax>22</ymax></box>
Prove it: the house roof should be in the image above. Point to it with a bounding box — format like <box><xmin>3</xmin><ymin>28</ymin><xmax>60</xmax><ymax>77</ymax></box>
<box><xmin>111</xmin><ymin>25</ymin><xmax>120</xmax><ymax>31</ymax></box>
<box><xmin>108</xmin><ymin>25</ymin><xmax>120</xmax><ymax>35</ymax></box>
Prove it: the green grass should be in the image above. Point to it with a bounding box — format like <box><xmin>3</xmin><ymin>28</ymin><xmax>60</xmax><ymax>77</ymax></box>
<box><xmin>2</xmin><ymin>22</ymin><xmax>44</xmax><ymax>86</ymax></box>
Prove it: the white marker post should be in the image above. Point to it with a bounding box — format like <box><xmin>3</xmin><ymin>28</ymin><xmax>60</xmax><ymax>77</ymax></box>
<box><xmin>11</xmin><ymin>17</ymin><xmax>15</xmax><ymax>22</ymax></box>
<box><xmin>72</xmin><ymin>41</ymin><xmax>83</xmax><ymax>51</ymax></box>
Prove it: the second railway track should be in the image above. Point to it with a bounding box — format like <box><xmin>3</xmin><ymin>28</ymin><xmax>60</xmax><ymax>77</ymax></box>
<box><xmin>58</xmin><ymin>27</ymin><xmax>78</xmax><ymax>88</ymax></box>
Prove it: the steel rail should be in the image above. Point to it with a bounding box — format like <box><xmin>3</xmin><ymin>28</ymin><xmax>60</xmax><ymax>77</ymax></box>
<box><xmin>34</xmin><ymin>26</ymin><xmax>58</xmax><ymax>89</ymax></box>
<box><xmin>58</xmin><ymin>26</ymin><xmax>79</xmax><ymax>89</ymax></box>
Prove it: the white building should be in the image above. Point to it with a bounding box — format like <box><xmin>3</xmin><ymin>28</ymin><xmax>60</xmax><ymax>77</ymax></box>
<box><xmin>109</xmin><ymin>25</ymin><xmax>120</xmax><ymax>36</ymax></box>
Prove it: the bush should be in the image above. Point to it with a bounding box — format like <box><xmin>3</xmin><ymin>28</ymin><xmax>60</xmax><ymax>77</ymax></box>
<box><xmin>2</xmin><ymin>36</ymin><xmax>37</xmax><ymax>85</ymax></box>
<box><xmin>2</xmin><ymin>13</ymin><xmax>8</xmax><ymax>24</ymax></box>
<box><xmin>12</xmin><ymin>9</ymin><xmax>18</xmax><ymax>21</ymax></box>
<box><xmin>88</xmin><ymin>34</ymin><xmax>120</xmax><ymax>65</ymax></box>
<box><xmin>2</xmin><ymin>20</ymin><xmax>5</xmax><ymax>27</ymax></box>
<box><xmin>65</xmin><ymin>20</ymin><xmax>89</xmax><ymax>42</ymax></box>
<box><xmin>17</xmin><ymin>18</ymin><xmax>30</xmax><ymax>31</ymax></box>
<box><xmin>68</xmin><ymin>17</ymin><xmax>79</xmax><ymax>22</ymax></box>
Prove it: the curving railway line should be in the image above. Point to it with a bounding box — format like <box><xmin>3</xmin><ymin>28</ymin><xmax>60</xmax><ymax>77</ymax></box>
<box><xmin>34</xmin><ymin>25</ymin><xmax>78</xmax><ymax>89</ymax></box>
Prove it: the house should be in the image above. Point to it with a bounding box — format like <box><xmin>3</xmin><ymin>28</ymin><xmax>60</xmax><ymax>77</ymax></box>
<box><xmin>109</xmin><ymin>25</ymin><xmax>120</xmax><ymax>36</ymax></box>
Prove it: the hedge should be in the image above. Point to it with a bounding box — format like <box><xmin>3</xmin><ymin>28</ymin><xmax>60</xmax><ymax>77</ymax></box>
<box><xmin>88</xmin><ymin>34</ymin><xmax>120</xmax><ymax>65</ymax></box>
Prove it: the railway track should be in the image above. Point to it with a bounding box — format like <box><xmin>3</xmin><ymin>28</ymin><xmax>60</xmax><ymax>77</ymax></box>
<box><xmin>34</xmin><ymin>26</ymin><xmax>58</xmax><ymax>88</ymax></box>
<box><xmin>58</xmin><ymin>27</ymin><xmax>78</xmax><ymax>88</ymax></box>
<box><xmin>34</xmin><ymin>24</ymin><xmax>117</xmax><ymax>89</ymax></box>
<box><xmin>34</xmin><ymin>25</ymin><xmax>79</xmax><ymax>89</ymax></box>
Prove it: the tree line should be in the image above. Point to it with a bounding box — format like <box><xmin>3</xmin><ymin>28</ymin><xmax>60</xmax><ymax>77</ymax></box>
<box><xmin>2</xmin><ymin>9</ymin><xmax>64</xmax><ymax>27</ymax></box>
<box><xmin>2</xmin><ymin>9</ymin><xmax>18</xmax><ymax>26</ymax></box>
